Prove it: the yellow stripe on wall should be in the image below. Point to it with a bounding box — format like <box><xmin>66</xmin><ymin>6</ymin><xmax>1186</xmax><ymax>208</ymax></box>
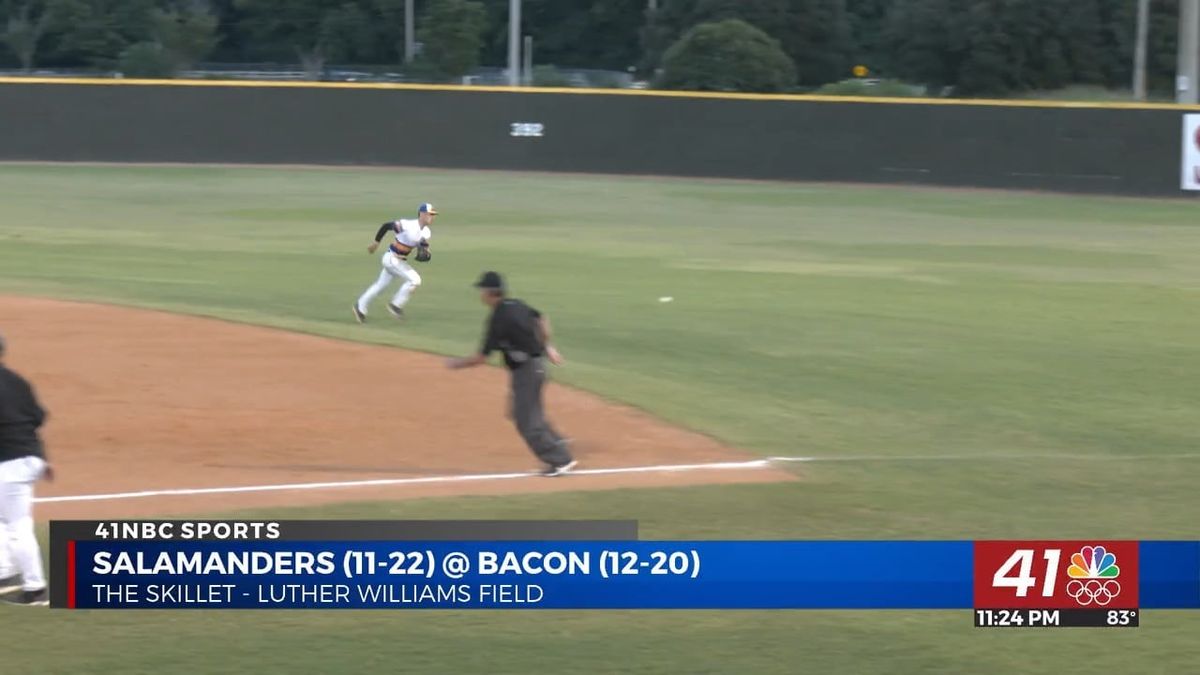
<box><xmin>3</xmin><ymin>76</ymin><xmax>1200</xmax><ymax>112</ymax></box>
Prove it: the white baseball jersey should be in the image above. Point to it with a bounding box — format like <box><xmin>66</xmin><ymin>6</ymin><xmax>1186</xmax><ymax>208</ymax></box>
<box><xmin>388</xmin><ymin>219</ymin><xmax>432</xmax><ymax>258</ymax></box>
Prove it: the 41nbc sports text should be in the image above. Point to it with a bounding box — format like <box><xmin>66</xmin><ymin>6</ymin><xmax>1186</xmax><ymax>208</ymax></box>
<box><xmin>91</xmin><ymin>521</ymin><xmax>281</xmax><ymax>540</ymax></box>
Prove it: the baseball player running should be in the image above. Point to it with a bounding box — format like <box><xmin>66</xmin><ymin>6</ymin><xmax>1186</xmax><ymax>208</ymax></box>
<box><xmin>0</xmin><ymin>332</ymin><xmax>53</xmax><ymax>606</ymax></box>
<box><xmin>353</xmin><ymin>203</ymin><xmax>437</xmax><ymax>322</ymax></box>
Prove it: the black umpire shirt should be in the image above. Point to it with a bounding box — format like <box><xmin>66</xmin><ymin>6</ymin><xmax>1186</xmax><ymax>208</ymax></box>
<box><xmin>480</xmin><ymin>299</ymin><xmax>545</xmax><ymax>369</ymax></box>
<box><xmin>0</xmin><ymin>364</ymin><xmax>46</xmax><ymax>462</ymax></box>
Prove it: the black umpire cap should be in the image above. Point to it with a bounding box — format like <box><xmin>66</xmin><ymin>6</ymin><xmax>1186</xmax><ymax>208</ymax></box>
<box><xmin>474</xmin><ymin>271</ymin><xmax>505</xmax><ymax>290</ymax></box>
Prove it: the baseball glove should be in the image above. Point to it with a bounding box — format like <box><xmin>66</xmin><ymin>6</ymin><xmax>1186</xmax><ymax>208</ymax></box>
<box><xmin>415</xmin><ymin>245</ymin><xmax>432</xmax><ymax>262</ymax></box>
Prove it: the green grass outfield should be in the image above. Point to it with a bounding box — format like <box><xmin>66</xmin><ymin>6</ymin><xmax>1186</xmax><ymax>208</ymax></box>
<box><xmin>1</xmin><ymin>164</ymin><xmax>1198</xmax><ymax>674</ymax></box>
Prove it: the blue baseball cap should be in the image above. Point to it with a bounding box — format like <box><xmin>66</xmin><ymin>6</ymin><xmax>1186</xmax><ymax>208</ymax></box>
<box><xmin>418</xmin><ymin>203</ymin><xmax>438</xmax><ymax>215</ymax></box>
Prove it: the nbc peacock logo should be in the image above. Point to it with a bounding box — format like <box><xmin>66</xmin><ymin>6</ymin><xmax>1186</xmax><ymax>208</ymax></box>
<box><xmin>1065</xmin><ymin>545</ymin><xmax>1121</xmax><ymax>607</ymax></box>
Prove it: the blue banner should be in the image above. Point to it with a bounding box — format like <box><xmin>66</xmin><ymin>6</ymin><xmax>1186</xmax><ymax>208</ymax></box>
<box><xmin>67</xmin><ymin>540</ymin><xmax>1200</xmax><ymax>610</ymax></box>
<box><xmin>1139</xmin><ymin>541</ymin><xmax>1200</xmax><ymax>609</ymax></box>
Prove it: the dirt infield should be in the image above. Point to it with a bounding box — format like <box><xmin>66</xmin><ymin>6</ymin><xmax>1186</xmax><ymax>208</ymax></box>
<box><xmin>0</xmin><ymin>296</ymin><xmax>789</xmax><ymax>519</ymax></box>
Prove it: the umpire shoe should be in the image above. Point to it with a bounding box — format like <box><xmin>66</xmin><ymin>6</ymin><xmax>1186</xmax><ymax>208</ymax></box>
<box><xmin>0</xmin><ymin>574</ymin><xmax>20</xmax><ymax>594</ymax></box>
<box><xmin>541</xmin><ymin>460</ymin><xmax>578</xmax><ymax>477</ymax></box>
<box><xmin>2</xmin><ymin>587</ymin><xmax>48</xmax><ymax>606</ymax></box>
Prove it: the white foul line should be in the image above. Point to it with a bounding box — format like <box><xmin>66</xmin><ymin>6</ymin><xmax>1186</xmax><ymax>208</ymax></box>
<box><xmin>768</xmin><ymin>453</ymin><xmax>1200</xmax><ymax>463</ymax></box>
<box><xmin>32</xmin><ymin>459</ymin><xmax>771</xmax><ymax>505</ymax></box>
<box><xmin>32</xmin><ymin>452</ymin><xmax>1200</xmax><ymax>505</ymax></box>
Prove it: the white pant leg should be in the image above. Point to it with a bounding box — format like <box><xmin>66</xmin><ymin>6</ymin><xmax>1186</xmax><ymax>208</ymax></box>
<box><xmin>0</xmin><ymin>520</ymin><xmax>12</xmax><ymax>578</ymax></box>
<box><xmin>0</xmin><ymin>456</ymin><xmax>47</xmax><ymax>590</ymax></box>
<box><xmin>356</xmin><ymin>264</ymin><xmax>395</xmax><ymax>314</ymax></box>
<box><xmin>384</xmin><ymin>255</ymin><xmax>423</xmax><ymax>308</ymax></box>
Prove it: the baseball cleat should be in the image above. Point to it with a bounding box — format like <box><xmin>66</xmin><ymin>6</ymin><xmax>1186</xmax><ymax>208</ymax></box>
<box><xmin>387</xmin><ymin>304</ymin><xmax>405</xmax><ymax>319</ymax></box>
<box><xmin>352</xmin><ymin>305</ymin><xmax>366</xmax><ymax>323</ymax></box>
<box><xmin>542</xmin><ymin>460</ymin><xmax>578</xmax><ymax>477</ymax></box>
<box><xmin>0</xmin><ymin>574</ymin><xmax>21</xmax><ymax>594</ymax></box>
<box><xmin>2</xmin><ymin>587</ymin><xmax>48</xmax><ymax>606</ymax></box>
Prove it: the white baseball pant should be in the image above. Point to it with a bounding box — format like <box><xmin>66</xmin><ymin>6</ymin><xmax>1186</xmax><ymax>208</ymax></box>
<box><xmin>0</xmin><ymin>456</ymin><xmax>47</xmax><ymax>591</ymax></box>
<box><xmin>356</xmin><ymin>252</ymin><xmax>422</xmax><ymax>314</ymax></box>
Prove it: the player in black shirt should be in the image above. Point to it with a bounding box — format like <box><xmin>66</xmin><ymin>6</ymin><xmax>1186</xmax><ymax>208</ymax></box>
<box><xmin>0</xmin><ymin>332</ymin><xmax>53</xmax><ymax>606</ymax></box>
<box><xmin>446</xmin><ymin>271</ymin><xmax>577</xmax><ymax>476</ymax></box>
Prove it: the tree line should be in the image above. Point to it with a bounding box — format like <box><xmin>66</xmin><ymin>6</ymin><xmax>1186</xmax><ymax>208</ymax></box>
<box><xmin>0</xmin><ymin>0</ymin><xmax>1185</xmax><ymax>95</ymax></box>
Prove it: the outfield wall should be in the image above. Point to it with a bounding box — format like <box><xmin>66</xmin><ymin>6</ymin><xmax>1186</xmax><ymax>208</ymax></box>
<box><xmin>1</xmin><ymin>79</ymin><xmax>1197</xmax><ymax>196</ymax></box>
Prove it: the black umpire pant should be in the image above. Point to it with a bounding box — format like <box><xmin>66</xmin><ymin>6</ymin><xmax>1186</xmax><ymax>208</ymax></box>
<box><xmin>510</xmin><ymin>358</ymin><xmax>572</xmax><ymax>466</ymax></box>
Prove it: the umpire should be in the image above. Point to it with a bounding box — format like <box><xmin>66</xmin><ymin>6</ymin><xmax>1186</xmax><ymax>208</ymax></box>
<box><xmin>446</xmin><ymin>271</ymin><xmax>577</xmax><ymax>476</ymax></box>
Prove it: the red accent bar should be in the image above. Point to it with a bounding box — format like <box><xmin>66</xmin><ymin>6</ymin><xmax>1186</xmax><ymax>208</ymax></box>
<box><xmin>67</xmin><ymin>540</ymin><xmax>76</xmax><ymax>609</ymax></box>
